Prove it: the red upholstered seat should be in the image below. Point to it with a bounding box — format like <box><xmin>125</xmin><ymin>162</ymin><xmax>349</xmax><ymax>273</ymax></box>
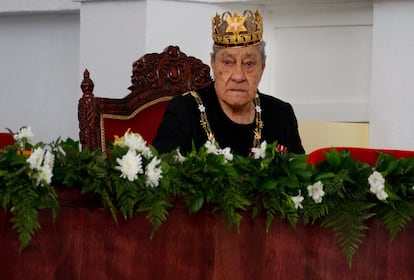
<box><xmin>307</xmin><ymin>146</ymin><xmax>414</xmax><ymax>166</ymax></box>
<box><xmin>78</xmin><ymin>46</ymin><xmax>213</xmax><ymax>152</ymax></box>
<box><xmin>0</xmin><ymin>132</ymin><xmax>14</xmax><ymax>149</ymax></box>
<box><xmin>100</xmin><ymin>101</ymin><xmax>169</xmax><ymax>148</ymax></box>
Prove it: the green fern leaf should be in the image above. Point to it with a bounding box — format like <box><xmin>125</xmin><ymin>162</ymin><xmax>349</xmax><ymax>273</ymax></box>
<box><xmin>321</xmin><ymin>201</ymin><xmax>375</xmax><ymax>266</ymax></box>
<box><xmin>378</xmin><ymin>200</ymin><xmax>414</xmax><ymax>239</ymax></box>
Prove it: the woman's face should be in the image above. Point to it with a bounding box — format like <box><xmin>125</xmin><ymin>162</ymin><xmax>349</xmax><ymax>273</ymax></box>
<box><xmin>211</xmin><ymin>44</ymin><xmax>265</xmax><ymax>110</ymax></box>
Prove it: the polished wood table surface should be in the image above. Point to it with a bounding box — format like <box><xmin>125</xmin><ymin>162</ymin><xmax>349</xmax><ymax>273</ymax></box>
<box><xmin>0</xmin><ymin>188</ymin><xmax>413</xmax><ymax>279</ymax></box>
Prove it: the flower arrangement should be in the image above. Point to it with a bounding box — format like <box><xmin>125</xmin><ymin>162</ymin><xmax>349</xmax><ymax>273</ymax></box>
<box><xmin>2</xmin><ymin>127</ymin><xmax>414</xmax><ymax>266</ymax></box>
<box><xmin>0</xmin><ymin>127</ymin><xmax>58</xmax><ymax>250</ymax></box>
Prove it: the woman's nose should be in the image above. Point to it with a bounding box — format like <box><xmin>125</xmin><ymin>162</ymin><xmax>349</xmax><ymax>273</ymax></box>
<box><xmin>230</xmin><ymin>63</ymin><xmax>246</xmax><ymax>82</ymax></box>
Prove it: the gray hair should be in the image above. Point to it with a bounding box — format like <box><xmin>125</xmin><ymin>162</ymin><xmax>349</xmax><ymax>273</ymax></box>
<box><xmin>211</xmin><ymin>41</ymin><xmax>267</xmax><ymax>63</ymax></box>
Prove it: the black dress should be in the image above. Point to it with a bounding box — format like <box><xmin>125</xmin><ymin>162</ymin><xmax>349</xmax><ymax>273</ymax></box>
<box><xmin>153</xmin><ymin>84</ymin><xmax>305</xmax><ymax>156</ymax></box>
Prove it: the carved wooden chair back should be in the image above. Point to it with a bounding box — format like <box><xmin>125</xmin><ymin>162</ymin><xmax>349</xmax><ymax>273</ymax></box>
<box><xmin>78</xmin><ymin>45</ymin><xmax>213</xmax><ymax>151</ymax></box>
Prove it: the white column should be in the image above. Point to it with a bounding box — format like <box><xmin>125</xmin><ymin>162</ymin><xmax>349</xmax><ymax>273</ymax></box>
<box><xmin>370</xmin><ymin>0</ymin><xmax>414</xmax><ymax>149</ymax></box>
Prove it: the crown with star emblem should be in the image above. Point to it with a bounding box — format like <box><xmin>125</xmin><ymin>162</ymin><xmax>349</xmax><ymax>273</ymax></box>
<box><xmin>212</xmin><ymin>10</ymin><xmax>263</xmax><ymax>47</ymax></box>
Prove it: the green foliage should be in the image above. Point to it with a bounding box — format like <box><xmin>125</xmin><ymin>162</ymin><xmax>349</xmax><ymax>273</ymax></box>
<box><xmin>377</xmin><ymin>200</ymin><xmax>414</xmax><ymax>240</ymax></box>
<box><xmin>169</xmin><ymin>145</ymin><xmax>249</xmax><ymax>231</ymax></box>
<box><xmin>3</xmin><ymin>135</ymin><xmax>414</xmax><ymax>268</ymax></box>
<box><xmin>321</xmin><ymin>201</ymin><xmax>375</xmax><ymax>266</ymax></box>
<box><xmin>302</xmin><ymin>148</ymin><xmax>376</xmax><ymax>265</ymax></box>
<box><xmin>242</xmin><ymin>143</ymin><xmax>313</xmax><ymax>231</ymax></box>
<box><xmin>373</xmin><ymin>153</ymin><xmax>414</xmax><ymax>239</ymax></box>
<box><xmin>52</xmin><ymin>138</ymin><xmax>117</xmax><ymax>219</ymax></box>
<box><xmin>0</xmin><ymin>144</ymin><xmax>58</xmax><ymax>251</ymax></box>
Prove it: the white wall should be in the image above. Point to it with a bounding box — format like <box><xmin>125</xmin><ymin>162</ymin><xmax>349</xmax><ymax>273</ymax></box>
<box><xmin>0</xmin><ymin>12</ymin><xmax>80</xmax><ymax>143</ymax></box>
<box><xmin>2</xmin><ymin>0</ymin><xmax>414</xmax><ymax>151</ymax></box>
<box><xmin>369</xmin><ymin>0</ymin><xmax>414</xmax><ymax>149</ymax></box>
<box><xmin>145</xmin><ymin>0</ymin><xmax>213</xmax><ymax>67</ymax></box>
<box><xmin>265</xmin><ymin>2</ymin><xmax>372</xmax><ymax>122</ymax></box>
<box><xmin>144</xmin><ymin>1</ymin><xmax>261</xmax><ymax>74</ymax></box>
<box><xmin>0</xmin><ymin>0</ymin><xmax>78</xmax><ymax>13</ymax></box>
<box><xmin>79</xmin><ymin>0</ymin><xmax>147</xmax><ymax>98</ymax></box>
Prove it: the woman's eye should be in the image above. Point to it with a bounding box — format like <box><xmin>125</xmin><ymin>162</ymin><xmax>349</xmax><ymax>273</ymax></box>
<box><xmin>224</xmin><ymin>60</ymin><xmax>232</xmax><ymax>65</ymax></box>
<box><xmin>244</xmin><ymin>61</ymin><xmax>254</xmax><ymax>67</ymax></box>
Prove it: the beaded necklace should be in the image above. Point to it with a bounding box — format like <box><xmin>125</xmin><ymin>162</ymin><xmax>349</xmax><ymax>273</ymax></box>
<box><xmin>190</xmin><ymin>91</ymin><xmax>263</xmax><ymax>152</ymax></box>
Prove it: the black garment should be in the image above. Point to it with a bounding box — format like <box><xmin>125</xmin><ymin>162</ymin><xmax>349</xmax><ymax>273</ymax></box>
<box><xmin>153</xmin><ymin>84</ymin><xmax>305</xmax><ymax>156</ymax></box>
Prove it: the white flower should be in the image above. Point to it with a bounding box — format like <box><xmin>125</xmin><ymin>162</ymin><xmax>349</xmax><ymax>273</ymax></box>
<box><xmin>204</xmin><ymin>141</ymin><xmax>218</xmax><ymax>154</ymax></box>
<box><xmin>368</xmin><ymin>171</ymin><xmax>385</xmax><ymax>189</ymax></box>
<box><xmin>115</xmin><ymin>131</ymin><xmax>153</xmax><ymax>158</ymax></box>
<box><xmin>204</xmin><ymin>141</ymin><xmax>233</xmax><ymax>162</ymax></box>
<box><xmin>251</xmin><ymin>141</ymin><xmax>267</xmax><ymax>159</ymax></box>
<box><xmin>27</xmin><ymin>147</ymin><xmax>45</xmax><ymax>170</ymax></box>
<box><xmin>36</xmin><ymin>165</ymin><xmax>53</xmax><ymax>186</ymax></box>
<box><xmin>255</xmin><ymin>105</ymin><xmax>262</xmax><ymax>113</ymax></box>
<box><xmin>174</xmin><ymin>148</ymin><xmax>186</xmax><ymax>163</ymax></box>
<box><xmin>145</xmin><ymin>157</ymin><xmax>162</xmax><ymax>188</ymax></box>
<box><xmin>375</xmin><ymin>189</ymin><xmax>388</xmax><ymax>201</ymax></box>
<box><xmin>140</xmin><ymin>146</ymin><xmax>153</xmax><ymax>159</ymax></box>
<box><xmin>115</xmin><ymin>150</ymin><xmax>143</xmax><ymax>182</ymax></box>
<box><xmin>43</xmin><ymin>150</ymin><xmax>54</xmax><ymax>170</ymax></box>
<box><xmin>26</xmin><ymin>147</ymin><xmax>55</xmax><ymax>186</ymax></box>
<box><xmin>368</xmin><ymin>170</ymin><xmax>388</xmax><ymax>201</ymax></box>
<box><xmin>217</xmin><ymin>147</ymin><xmax>233</xmax><ymax>162</ymax></box>
<box><xmin>198</xmin><ymin>104</ymin><xmax>206</xmax><ymax>112</ymax></box>
<box><xmin>307</xmin><ymin>181</ymin><xmax>325</xmax><ymax>204</ymax></box>
<box><xmin>369</xmin><ymin>183</ymin><xmax>385</xmax><ymax>194</ymax></box>
<box><xmin>123</xmin><ymin>132</ymin><xmax>147</xmax><ymax>152</ymax></box>
<box><xmin>14</xmin><ymin>126</ymin><xmax>34</xmax><ymax>144</ymax></box>
<box><xmin>292</xmin><ymin>191</ymin><xmax>304</xmax><ymax>209</ymax></box>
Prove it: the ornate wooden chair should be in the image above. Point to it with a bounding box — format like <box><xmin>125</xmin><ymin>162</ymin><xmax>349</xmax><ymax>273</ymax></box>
<box><xmin>78</xmin><ymin>45</ymin><xmax>213</xmax><ymax>151</ymax></box>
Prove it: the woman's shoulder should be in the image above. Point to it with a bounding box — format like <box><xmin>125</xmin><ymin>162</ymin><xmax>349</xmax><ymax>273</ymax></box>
<box><xmin>172</xmin><ymin>84</ymin><xmax>214</xmax><ymax>103</ymax></box>
<box><xmin>168</xmin><ymin>91</ymin><xmax>198</xmax><ymax>108</ymax></box>
<box><xmin>258</xmin><ymin>92</ymin><xmax>293</xmax><ymax>112</ymax></box>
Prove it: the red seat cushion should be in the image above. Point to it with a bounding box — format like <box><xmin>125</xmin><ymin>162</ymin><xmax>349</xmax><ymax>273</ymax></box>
<box><xmin>307</xmin><ymin>147</ymin><xmax>414</xmax><ymax>166</ymax></box>
<box><xmin>101</xmin><ymin>100</ymin><xmax>169</xmax><ymax>150</ymax></box>
<box><xmin>0</xmin><ymin>132</ymin><xmax>14</xmax><ymax>149</ymax></box>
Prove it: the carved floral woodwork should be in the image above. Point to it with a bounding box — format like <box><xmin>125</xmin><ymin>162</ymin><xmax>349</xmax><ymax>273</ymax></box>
<box><xmin>78</xmin><ymin>46</ymin><xmax>213</xmax><ymax>151</ymax></box>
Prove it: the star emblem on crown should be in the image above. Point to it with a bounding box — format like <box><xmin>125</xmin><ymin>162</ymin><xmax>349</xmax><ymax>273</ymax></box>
<box><xmin>225</xmin><ymin>13</ymin><xmax>247</xmax><ymax>34</ymax></box>
<box><xmin>212</xmin><ymin>10</ymin><xmax>263</xmax><ymax>47</ymax></box>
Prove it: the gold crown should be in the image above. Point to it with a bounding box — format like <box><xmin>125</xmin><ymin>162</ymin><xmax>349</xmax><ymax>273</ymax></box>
<box><xmin>212</xmin><ymin>10</ymin><xmax>263</xmax><ymax>47</ymax></box>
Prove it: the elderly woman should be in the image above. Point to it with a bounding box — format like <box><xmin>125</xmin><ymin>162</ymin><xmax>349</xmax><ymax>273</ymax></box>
<box><xmin>153</xmin><ymin>10</ymin><xmax>304</xmax><ymax>156</ymax></box>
